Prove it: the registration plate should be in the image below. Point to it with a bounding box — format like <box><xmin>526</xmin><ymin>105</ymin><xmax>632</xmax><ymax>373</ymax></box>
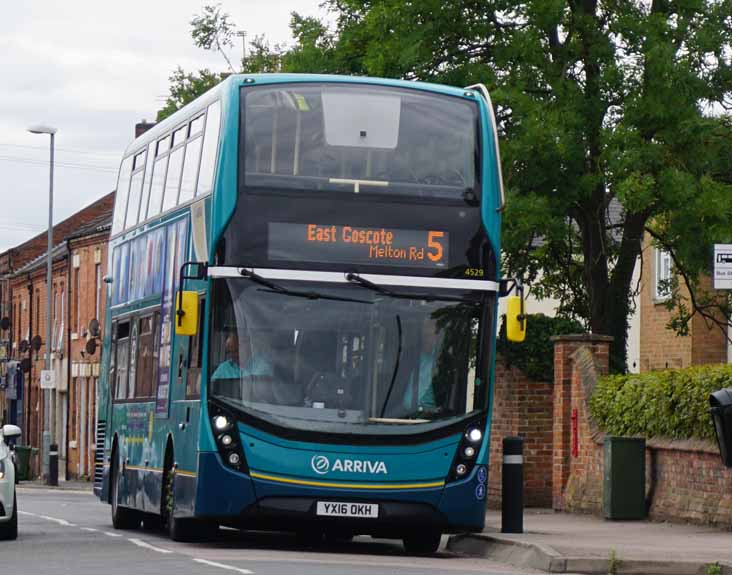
<box><xmin>316</xmin><ymin>501</ymin><xmax>379</xmax><ymax>518</ymax></box>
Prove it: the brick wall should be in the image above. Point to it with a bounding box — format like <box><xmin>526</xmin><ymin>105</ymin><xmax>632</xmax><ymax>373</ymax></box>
<box><xmin>553</xmin><ymin>335</ymin><xmax>732</xmax><ymax>527</ymax></box>
<box><xmin>647</xmin><ymin>439</ymin><xmax>732</xmax><ymax>526</ymax></box>
<box><xmin>690</xmin><ymin>277</ymin><xmax>727</xmax><ymax>365</ymax></box>
<box><xmin>489</xmin><ymin>356</ymin><xmax>554</xmax><ymax>508</ymax></box>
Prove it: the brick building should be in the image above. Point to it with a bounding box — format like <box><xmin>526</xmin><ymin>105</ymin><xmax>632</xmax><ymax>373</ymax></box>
<box><xmin>0</xmin><ymin>192</ymin><xmax>113</xmax><ymax>479</ymax></box>
<box><xmin>638</xmin><ymin>234</ymin><xmax>727</xmax><ymax>371</ymax></box>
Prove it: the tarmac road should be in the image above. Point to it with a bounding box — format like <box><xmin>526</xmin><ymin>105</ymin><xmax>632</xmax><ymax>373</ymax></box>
<box><xmin>1</xmin><ymin>487</ymin><xmax>540</xmax><ymax>575</ymax></box>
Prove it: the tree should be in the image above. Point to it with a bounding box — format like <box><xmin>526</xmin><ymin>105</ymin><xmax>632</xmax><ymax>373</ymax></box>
<box><xmin>161</xmin><ymin>1</ymin><xmax>732</xmax><ymax>371</ymax></box>
<box><xmin>156</xmin><ymin>68</ymin><xmax>226</xmax><ymax>121</ymax></box>
<box><xmin>307</xmin><ymin>0</ymin><xmax>732</xmax><ymax>371</ymax></box>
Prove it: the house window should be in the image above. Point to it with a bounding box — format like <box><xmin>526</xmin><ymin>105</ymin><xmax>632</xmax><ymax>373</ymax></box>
<box><xmin>655</xmin><ymin>248</ymin><xmax>672</xmax><ymax>300</ymax></box>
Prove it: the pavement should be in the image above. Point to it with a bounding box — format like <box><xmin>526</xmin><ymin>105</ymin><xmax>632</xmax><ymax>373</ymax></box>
<box><xmin>17</xmin><ymin>478</ymin><xmax>93</xmax><ymax>492</ymax></box>
<box><xmin>447</xmin><ymin>508</ymin><xmax>732</xmax><ymax>574</ymax></box>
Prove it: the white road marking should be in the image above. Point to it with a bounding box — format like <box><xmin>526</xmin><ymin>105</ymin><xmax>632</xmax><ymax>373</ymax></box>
<box><xmin>193</xmin><ymin>558</ymin><xmax>254</xmax><ymax>574</ymax></box>
<box><xmin>81</xmin><ymin>527</ymin><xmax>100</xmax><ymax>533</ymax></box>
<box><xmin>104</xmin><ymin>531</ymin><xmax>123</xmax><ymax>537</ymax></box>
<box><xmin>128</xmin><ymin>538</ymin><xmax>173</xmax><ymax>554</ymax></box>
<box><xmin>18</xmin><ymin>511</ymin><xmax>38</xmax><ymax>517</ymax></box>
<box><xmin>39</xmin><ymin>514</ymin><xmax>76</xmax><ymax>526</ymax></box>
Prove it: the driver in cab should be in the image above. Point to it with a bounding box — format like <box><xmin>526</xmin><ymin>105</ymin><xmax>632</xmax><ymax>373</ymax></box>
<box><xmin>211</xmin><ymin>332</ymin><xmax>275</xmax><ymax>392</ymax></box>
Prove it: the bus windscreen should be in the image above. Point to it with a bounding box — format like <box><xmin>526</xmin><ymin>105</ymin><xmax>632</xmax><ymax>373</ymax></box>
<box><xmin>208</xmin><ymin>278</ymin><xmax>491</xmax><ymax>436</ymax></box>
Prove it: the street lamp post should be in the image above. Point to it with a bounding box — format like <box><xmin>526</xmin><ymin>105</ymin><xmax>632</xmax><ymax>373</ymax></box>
<box><xmin>27</xmin><ymin>124</ymin><xmax>57</xmax><ymax>485</ymax></box>
<box><xmin>236</xmin><ymin>30</ymin><xmax>247</xmax><ymax>69</ymax></box>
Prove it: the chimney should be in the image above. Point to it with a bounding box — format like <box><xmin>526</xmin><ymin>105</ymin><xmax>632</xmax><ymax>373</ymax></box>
<box><xmin>135</xmin><ymin>119</ymin><xmax>156</xmax><ymax>138</ymax></box>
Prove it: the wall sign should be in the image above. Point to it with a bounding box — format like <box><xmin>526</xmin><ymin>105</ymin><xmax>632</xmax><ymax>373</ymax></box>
<box><xmin>714</xmin><ymin>244</ymin><xmax>732</xmax><ymax>289</ymax></box>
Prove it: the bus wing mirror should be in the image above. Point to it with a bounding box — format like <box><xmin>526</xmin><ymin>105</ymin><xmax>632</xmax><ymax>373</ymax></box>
<box><xmin>175</xmin><ymin>291</ymin><xmax>200</xmax><ymax>336</ymax></box>
<box><xmin>506</xmin><ymin>295</ymin><xmax>527</xmax><ymax>343</ymax></box>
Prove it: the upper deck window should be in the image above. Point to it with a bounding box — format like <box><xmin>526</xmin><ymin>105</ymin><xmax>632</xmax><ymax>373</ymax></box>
<box><xmin>241</xmin><ymin>83</ymin><xmax>480</xmax><ymax>202</ymax></box>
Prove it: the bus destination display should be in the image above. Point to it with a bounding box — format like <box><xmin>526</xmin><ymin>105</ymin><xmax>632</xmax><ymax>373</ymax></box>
<box><xmin>268</xmin><ymin>223</ymin><xmax>449</xmax><ymax>269</ymax></box>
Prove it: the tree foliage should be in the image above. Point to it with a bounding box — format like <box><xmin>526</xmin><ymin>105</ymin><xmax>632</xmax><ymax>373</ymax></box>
<box><xmin>156</xmin><ymin>67</ymin><xmax>225</xmax><ymax>121</ymax></box>
<box><xmin>162</xmin><ymin>2</ymin><xmax>732</xmax><ymax>371</ymax></box>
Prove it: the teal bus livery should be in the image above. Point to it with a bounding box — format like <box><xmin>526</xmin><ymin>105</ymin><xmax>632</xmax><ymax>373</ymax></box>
<box><xmin>95</xmin><ymin>74</ymin><xmax>525</xmax><ymax>553</ymax></box>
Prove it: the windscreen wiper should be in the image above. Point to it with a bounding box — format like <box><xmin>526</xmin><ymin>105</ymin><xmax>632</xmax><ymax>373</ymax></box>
<box><xmin>345</xmin><ymin>273</ymin><xmax>476</xmax><ymax>304</ymax></box>
<box><xmin>240</xmin><ymin>269</ymin><xmax>372</xmax><ymax>304</ymax></box>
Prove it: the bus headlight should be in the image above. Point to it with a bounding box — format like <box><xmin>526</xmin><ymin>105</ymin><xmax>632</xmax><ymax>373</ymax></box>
<box><xmin>220</xmin><ymin>434</ymin><xmax>233</xmax><ymax>447</ymax></box>
<box><xmin>466</xmin><ymin>428</ymin><xmax>482</xmax><ymax>443</ymax></box>
<box><xmin>463</xmin><ymin>446</ymin><xmax>476</xmax><ymax>458</ymax></box>
<box><xmin>456</xmin><ymin>464</ymin><xmax>468</xmax><ymax>476</ymax></box>
<box><xmin>213</xmin><ymin>415</ymin><xmax>231</xmax><ymax>431</ymax></box>
<box><xmin>228</xmin><ymin>453</ymin><xmax>241</xmax><ymax>466</ymax></box>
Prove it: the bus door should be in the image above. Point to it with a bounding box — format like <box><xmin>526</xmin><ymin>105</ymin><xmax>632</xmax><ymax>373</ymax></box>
<box><xmin>170</xmin><ymin>293</ymin><xmax>206</xmax><ymax>477</ymax></box>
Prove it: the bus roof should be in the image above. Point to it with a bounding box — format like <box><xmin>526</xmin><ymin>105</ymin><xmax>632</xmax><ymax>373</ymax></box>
<box><xmin>123</xmin><ymin>73</ymin><xmax>481</xmax><ymax>158</ymax></box>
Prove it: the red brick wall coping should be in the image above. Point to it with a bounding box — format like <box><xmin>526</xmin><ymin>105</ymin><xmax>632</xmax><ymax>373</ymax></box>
<box><xmin>550</xmin><ymin>333</ymin><xmax>614</xmax><ymax>343</ymax></box>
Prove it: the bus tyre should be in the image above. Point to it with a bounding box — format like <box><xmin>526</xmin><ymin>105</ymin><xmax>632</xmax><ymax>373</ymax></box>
<box><xmin>111</xmin><ymin>457</ymin><xmax>141</xmax><ymax>530</ymax></box>
<box><xmin>0</xmin><ymin>494</ymin><xmax>18</xmax><ymax>540</ymax></box>
<box><xmin>162</xmin><ymin>466</ymin><xmax>216</xmax><ymax>542</ymax></box>
<box><xmin>403</xmin><ymin>530</ymin><xmax>441</xmax><ymax>555</ymax></box>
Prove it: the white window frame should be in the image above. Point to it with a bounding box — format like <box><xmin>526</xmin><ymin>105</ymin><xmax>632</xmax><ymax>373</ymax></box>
<box><xmin>654</xmin><ymin>248</ymin><xmax>673</xmax><ymax>301</ymax></box>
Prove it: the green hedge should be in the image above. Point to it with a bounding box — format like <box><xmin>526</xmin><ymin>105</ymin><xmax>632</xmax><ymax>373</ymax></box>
<box><xmin>589</xmin><ymin>364</ymin><xmax>732</xmax><ymax>441</ymax></box>
<box><xmin>497</xmin><ymin>313</ymin><xmax>584</xmax><ymax>382</ymax></box>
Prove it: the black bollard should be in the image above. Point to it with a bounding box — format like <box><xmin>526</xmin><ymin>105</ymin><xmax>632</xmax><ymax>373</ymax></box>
<box><xmin>48</xmin><ymin>443</ymin><xmax>59</xmax><ymax>486</ymax></box>
<box><xmin>501</xmin><ymin>436</ymin><xmax>524</xmax><ymax>533</ymax></box>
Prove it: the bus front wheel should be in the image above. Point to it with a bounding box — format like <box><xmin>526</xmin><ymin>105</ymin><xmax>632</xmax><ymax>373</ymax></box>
<box><xmin>162</xmin><ymin>461</ymin><xmax>217</xmax><ymax>542</ymax></box>
<box><xmin>403</xmin><ymin>530</ymin><xmax>442</xmax><ymax>555</ymax></box>
<box><xmin>111</xmin><ymin>453</ymin><xmax>141</xmax><ymax>530</ymax></box>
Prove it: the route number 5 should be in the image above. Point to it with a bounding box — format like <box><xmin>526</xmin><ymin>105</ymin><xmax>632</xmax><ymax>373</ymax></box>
<box><xmin>427</xmin><ymin>231</ymin><xmax>445</xmax><ymax>262</ymax></box>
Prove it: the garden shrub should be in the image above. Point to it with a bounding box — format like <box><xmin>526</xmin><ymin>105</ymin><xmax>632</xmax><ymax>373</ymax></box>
<box><xmin>589</xmin><ymin>364</ymin><xmax>732</xmax><ymax>441</ymax></box>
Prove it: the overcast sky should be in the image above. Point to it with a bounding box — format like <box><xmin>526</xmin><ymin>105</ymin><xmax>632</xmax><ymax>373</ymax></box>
<box><xmin>0</xmin><ymin>0</ymin><xmax>324</xmax><ymax>252</ymax></box>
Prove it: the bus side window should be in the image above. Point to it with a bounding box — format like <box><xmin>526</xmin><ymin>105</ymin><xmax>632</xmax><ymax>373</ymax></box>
<box><xmin>152</xmin><ymin>310</ymin><xmax>161</xmax><ymax>392</ymax></box>
<box><xmin>186</xmin><ymin>297</ymin><xmax>205</xmax><ymax>398</ymax></box>
<box><xmin>135</xmin><ymin>313</ymin><xmax>156</xmax><ymax>398</ymax></box>
<box><xmin>114</xmin><ymin>321</ymin><xmax>131</xmax><ymax>401</ymax></box>
<box><xmin>128</xmin><ymin>319</ymin><xmax>139</xmax><ymax>400</ymax></box>
<box><xmin>109</xmin><ymin>320</ymin><xmax>117</xmax><ymax>399</ymax></box>
<box><xmin>197</xmin><ymin>101</ymin><xmax>221</xmax><ymax>198</ymax></box>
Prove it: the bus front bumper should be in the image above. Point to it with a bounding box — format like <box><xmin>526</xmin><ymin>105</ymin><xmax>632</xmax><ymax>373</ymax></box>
<box><xmin>194</xmin><ymin>452</ymin><xmax>486</xmax><ymax>534</ymax></box>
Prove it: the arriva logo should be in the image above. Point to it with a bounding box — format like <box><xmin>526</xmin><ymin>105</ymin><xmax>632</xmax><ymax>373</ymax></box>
<box><xmin>310</xmin><ymin>455</ymin><xmax>388</xmax><ymax>475</ymax></box>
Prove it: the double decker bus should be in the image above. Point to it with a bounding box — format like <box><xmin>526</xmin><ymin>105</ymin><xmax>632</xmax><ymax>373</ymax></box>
<box><xmin>96</xmin><ymin>74</ymin><xmax>525</xmax><ymax>553</ymax></box>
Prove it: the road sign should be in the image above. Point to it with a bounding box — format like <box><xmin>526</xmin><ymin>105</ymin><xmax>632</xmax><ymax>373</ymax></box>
<box><xmin>714</xmin><ymin>244</ymin><xmax>732</xmax><ymax>289</ymax></box>
<box><xmin>40</xmin><ymin>370</ymin><xmax>56</xmax><ymax>389</ymax></box>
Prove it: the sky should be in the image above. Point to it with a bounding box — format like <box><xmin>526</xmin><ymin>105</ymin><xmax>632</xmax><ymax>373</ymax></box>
<box><xmin>0</xmin><ymin>0</ymin><xmax>325</xmax><ymax>252</ymax></box>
